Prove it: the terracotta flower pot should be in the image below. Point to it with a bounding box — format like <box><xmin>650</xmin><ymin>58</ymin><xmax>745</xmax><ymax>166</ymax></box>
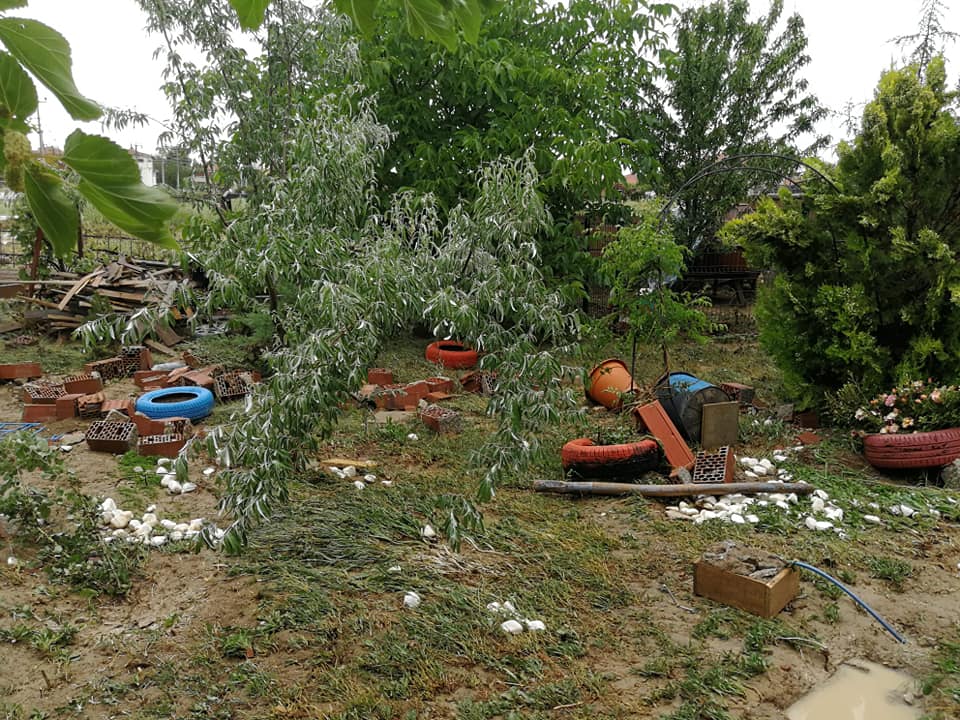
<box><xmin>863</xmin><ymin>428</ymin><xmax>960</xmax><ymax>469</ymax></box>
<box><xmin>586</xmin><ymin>359</ymin><xmax>638</xmax><ymax>410</ymax></box>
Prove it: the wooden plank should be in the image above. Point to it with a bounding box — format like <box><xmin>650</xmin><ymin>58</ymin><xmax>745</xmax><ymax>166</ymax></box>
<box><xmin>57</xmin><ymin>270</ymin><xmax>99</xmax><ymax>310</ymax></box>
<box><xmin>0</xmin><ymin>321</ymin><xmax>23</xmax><ymax>333</ymax></box>
<box><xmin>700</xmin><ymin>401</ymin><xmax>740</xmax><ymax>450</ymax></box>
<box><xmin>144</xmin><ymin>339</ymin><xmax>178</xmax><ymax>357</ymax></box>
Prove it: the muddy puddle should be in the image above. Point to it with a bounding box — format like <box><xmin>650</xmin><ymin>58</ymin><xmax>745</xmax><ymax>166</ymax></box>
<box><xmin>786</xmin><ymin>659</ymin><xmax>920</xmax><ymax>720</ymax></box>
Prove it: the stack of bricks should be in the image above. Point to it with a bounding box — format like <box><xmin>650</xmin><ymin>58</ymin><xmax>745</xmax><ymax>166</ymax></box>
<box><xmin>692</xmin><ymin>446</ymin><xmax>736</xmax><ymax>484</ymax></box>
<box><xmin>85</xmin><ymin>420</ymin><xmax>138</xmax><ymax>454</ymax></box>
<box><xmin>63</xmin><ymin>374</ymin><xmax>103</xmax><ymax>395</ymax></box>
<box><xmin>77</xmin><ymin>392</ymin><xmax>105</xmax><ymax>419</ymax></box>
<box><xmin>358</xmin><ymin>368</ymin><xmax>460</xmax><ymax>410</ymax></box>
<box><xmin>134</xmin><ymin>364</ymin><xmax>233</xmax><ymax>393</ymax></box>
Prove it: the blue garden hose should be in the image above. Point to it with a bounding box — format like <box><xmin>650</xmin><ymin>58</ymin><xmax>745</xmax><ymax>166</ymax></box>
<box><xmin>791</xmin><ymin>560</ymin><xmax>907</xmax><ymax>644</ymax></box>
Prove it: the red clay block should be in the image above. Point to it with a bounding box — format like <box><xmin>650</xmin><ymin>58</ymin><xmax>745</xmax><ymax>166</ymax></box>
<box><xmin>22</xmin><ymin>404</ymin><xmax>58</xmax><ymax>422</ymax></box>
<box><xmin>132</xmin><ymin>412</ymin><xmax>167</xmax><ymax>436</ymax></box>
<box><xmin>367</xmin><ymin>368</ymin><xmax>393</xmax><ymax>385</ymax></box>
<box><xmin>134</xmin><ymin>370</ymin><xmax>169</xmax><ymax>389</ymax></box>
<box><xmin>0</xmin><ymin>362</ymin><xmax>42</xmax><ymax>380</ymax></box>
<box><xmin>404</xmin><ymin>380</ymin><xmax>430</xmax><ymax>402</ymax></box>
<box><xmin>63</xmin><ymin>374</ymin><xmax>104</xmax><ymax>395</ymax></box>
<box><xmin>183</xmin><ymin>370</ymin><xmax>215</xmax><ymax>390</ymax></box>
<box><xmin>137</xmin><ymin>433</ymin><xmax>187</xmax><ymax>458</ymax></box>
<box><xmin>22</xmin><ymin>383</ymin><xmax>65</xmax><ymax>404</ymax></box>
<box><xmin>633</xmin><ymin>400</ymin><xmax>696</xmax><ymax>470</ymax></box>
<box><xmin>55</xmin><ymin>393</ymin><xmax>84</xmax><ymax>419</ymax></box>
<box><xmin>425</xmin><ymin>376</ymin><xmax>454</xmax><ymax>393</ymax></box>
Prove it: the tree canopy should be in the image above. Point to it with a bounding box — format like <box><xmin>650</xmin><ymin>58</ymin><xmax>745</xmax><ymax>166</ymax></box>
<box><xmin>645</xmin><ymin>0</ymin><xmax>827</xmax><ymax>249</ymax></box>
<box><xmin>353</xmin><ymin>0</ymin><xmax>673</xmax><ymax>272</ymax></box>
<box><xmin>722</xmin><ymin>58</ymin><xmax>960</xmax><ymax>408</ymax></box>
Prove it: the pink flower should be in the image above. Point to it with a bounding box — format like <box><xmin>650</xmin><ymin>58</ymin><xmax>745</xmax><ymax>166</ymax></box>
<box><xmin>888</xmin><ymin>423</ymin><xmax>900</xmax><ymax>433</ymax></box>
<box><xmin>884</xmin><ymin>394</ymin><xmax>897</xmax><ymax>407</ymax></box>
<box><xmin>931</xmin><ymin>390</ymin><xmax>942</xmax><ymax>404</ymax></box>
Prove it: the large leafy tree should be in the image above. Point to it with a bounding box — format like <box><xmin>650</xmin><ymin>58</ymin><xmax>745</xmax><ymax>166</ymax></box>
<box><xmin>0</xmin><ymin>1</ymin><xmax>176</xmax><ymax>255</ymax></box>
<box><xmin>722</xmin><ymin>58</ymin><xmax>960</xmax><ymax>408</ymax></box>
<box><xmin>354</xmin><ymin>0</ymin><xmax>673</xmax><ymax>272</ymax></box>
<box><xmin>127</xmin><ymin>0</ymin><xmax>584</xmax><ymax>548</ymax></box>
<box><xmin>645</xmin><ymin>0</ymin><xmax>827</xmax><ymax>249</ymax></box>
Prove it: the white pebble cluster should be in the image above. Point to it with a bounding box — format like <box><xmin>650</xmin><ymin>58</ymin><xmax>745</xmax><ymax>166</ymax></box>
<box><xmin>98</xmin><ymin>497</ymin><xmax>220</xmax><ymax>547</ymax></box>
<box><xmin>486</xmin><ymin>600</ymin><xmax>546</xmax><ymax>634</ymax></box>
<box><xmin>328</xmin><ymin>465</ymin><xmax>388</xmax><ymax>489</ymax></box>
<box><xmin>153</xmin><ymin>458</ymin><xmax>198</xmax><ymax>495</ymax></box>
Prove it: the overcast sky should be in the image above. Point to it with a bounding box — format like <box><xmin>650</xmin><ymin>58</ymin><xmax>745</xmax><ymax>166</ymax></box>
<box><xmin>15</xmin><ymin>0</ymin><xmax>960</xmax><ymax>160</ymax></box>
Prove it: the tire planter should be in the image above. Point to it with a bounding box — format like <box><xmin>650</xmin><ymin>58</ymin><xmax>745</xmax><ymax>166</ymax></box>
<box><xmin>136</xmin><ymin>387</ymin><xmax>215</xmax><ymax>421</ymax></box>
<box><xmin>561</xmin><ymin>437</ymin><xmax>661</xmax><ymax>480</ymax></box>
<box><xmin>863</xmin><ymin>428</ymin><xmax>960</xmax><ymax>469</ymax></box>
<box><xmin>425</xmin><ymin>341</ymin><xmax>479</xmax><ymax>369</ymax></box>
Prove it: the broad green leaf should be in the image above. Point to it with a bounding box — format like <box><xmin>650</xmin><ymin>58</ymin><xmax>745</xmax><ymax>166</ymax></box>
<box><xmin>24</xmin><ymin>163</ymin><xmax>78</xmax><ymax>257</ymax></box>
<box><xmin>62</xmin><ymin>129</ymin><xmax>140</xmax><ymax>186</ymax></box>
<box><xmin>451</xmin><ymin>0</ymin><xmax>482</xmax><ymax>44</ymax></box>
<box><xmin>404</xmin><ymin>0</ymin><xmax>457</xmax><ymax>52</ymax></box>
<box><xmin>228</xmin><ymin>0</ymin><xmax>270</xmax><ymax>31</ymax></box>
<box><xmin>0</xmin><ymin>1</ymin><xmax>28</xmax><ymax>11</ymax></box>
<box><xmin>0</xmin><ymin>18</ymin><xmax>100</xmax><ymax>121</ymax></box>
<box><xmin>63</xmin><ymin>131</ymin><xmax>178</xmax><ymax>249</ymax></box>
<box><xmin>333</xmin><ymin>0</ymin><xmax>376</xmax><ymax>35</ymax></box>
<box><xmin>0</xmin><ymin>50</ymin><xmax>36</xmax><ymax>120</ymax></box>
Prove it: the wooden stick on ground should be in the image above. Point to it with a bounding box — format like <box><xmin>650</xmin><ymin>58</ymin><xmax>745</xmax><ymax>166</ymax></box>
<box><xmin>532</xmin><ymin>479</ymin><xmax>815</xmax><ymax>498</ymax></box>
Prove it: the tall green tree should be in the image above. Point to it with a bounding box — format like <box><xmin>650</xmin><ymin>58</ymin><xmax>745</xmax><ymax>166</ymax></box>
<box><xmin>124</xmin><ymin>0</ymin><xmax>585</xmax><ymax>548</ymax></box>
<box><xmin>645</xmin><ymin>0</ymin><xmax>827</xmax><ymax>249</ymax></box>
<box><xmin>722</xmin><ymin>58</ymin><xmax>960</xmax><ymax>408</ymax></box>
<box><xmin>354</xmin><ymin>0</ymin><xmax>673</xmax><ymax>273</ymax></box>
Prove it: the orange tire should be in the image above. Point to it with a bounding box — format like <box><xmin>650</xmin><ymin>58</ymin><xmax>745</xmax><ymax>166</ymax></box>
<box><xmin>863</xmin><ymin>428</ymin><xmax>960</xmax><ymax>469</ymax></box>
<box><xmin>425</xmin><ymin>341</ymin><xmax>479</xmax><ymax>369</ymax></box>
<box><xmin>561</xmin><ymin>437</ymin><xmax>661</xmax><ymax>480</ymax></box>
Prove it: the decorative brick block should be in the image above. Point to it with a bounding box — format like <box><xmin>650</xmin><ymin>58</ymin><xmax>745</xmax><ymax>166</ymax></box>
<box><xmin>0</xmin><ymin>362</ymin><xmax>43</xmax><ymax>380</ymax></box>
<box><xmin>404</xmin><ymin>380</ymin><xmax>430</xmax><ymax>402</ymax></box>
<box><xmin>214</xmin><ymin>371</ymin><xmax>258</xmax><ymax>401</ymax></box>
<box><xmin>120</xmin><ymin>345</ymin><xmax>153</xmax><ymax>373</ymax></box>
<box><xmin>692</xmin><ymin>446</ymin><xmax>736</xmax><ymax>484</ymax></box>
<box><xmin>85</xmin><ymin>421</ymin><xmax>137</xmax><ymax>454</ymax></box>
<box><xmin>77</xmin><ymin>392</ymin><xmax>105</xmax><ymax>419</ymax></box>
<box><xmin>84</xmin><ymin>358</ymin><xmax>127</xmax><ymax>382</ymax></box>
<box><xmin>63</xmin><ymin>374</ymin><xmax>104</xmax><ymax>395</ymax></box>
<box><xmin>22</xmin><ymin>382</ymin><xmax>66</xmax><ymax>404</ymax></box>
<box><xmin>137</xmin><ymin>433</ymin><xmax>187</xmax><ymax>458</ymax></box>
<box><xmin>419</xmin><ymin>404</ymin><xmax>461</xmax><ymax>433</ymax></box>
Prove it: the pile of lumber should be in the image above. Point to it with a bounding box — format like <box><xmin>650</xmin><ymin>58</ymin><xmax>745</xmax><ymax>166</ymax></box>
<box><xmin>7</xmin><ymin>257</ymin><xmax>194</xmax><ymax>334</ymax></box>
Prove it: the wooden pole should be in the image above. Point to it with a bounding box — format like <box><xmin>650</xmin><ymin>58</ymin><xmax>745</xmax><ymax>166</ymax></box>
<box><xmin>532</xmin><ymin>479</ymin><xmax>814</xmax><ymax>498</ymax></box>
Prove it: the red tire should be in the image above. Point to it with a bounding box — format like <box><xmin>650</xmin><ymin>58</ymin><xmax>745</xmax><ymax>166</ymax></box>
<box><xmin>863</xmin><ymin>428</ymin><xmax>960</xmax><ymax>469</ymax></box>
<box><xmin>425</xmin><ymin>341</ymin><xmax>479</xmax><ymax>369</ymax></box>
<box><xmin>561</xmin><ymin>437</ymin><xmax>661</xmax><ymax>480</ymax></box>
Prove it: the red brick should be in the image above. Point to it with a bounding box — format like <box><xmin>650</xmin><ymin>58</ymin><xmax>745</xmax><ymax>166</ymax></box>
<box><xmin>137</xmin><ymin>433</ymin><xmax>187</xmax><ymax>458</ymax></box>
<box><xmin>404</xmin><ymin>381</ymin><xmax>430</xmax><ymax>402</ymax></box>
<box><xmin>633</xmin><ymin>401</ymin><xmax>695</xmax><ymax>470</ymax></box>
<box><xmin>22</xmin><ymin>404</ymin><xmax>58</xmax><ymax>422</ymax></box>
<box><xmin>0</xmin><ymin>362</ymin><xmax>42</xmax><ymax>380</ymax></box>
<box><xmin>183</xmin><ymin>370</ymin><xmax>215</xmax><ymax>390</ymax></box>
<box><xmin>131</xmin><ymin>412</ymin><xmax>167</xmax><ymax>436</ymax></box>
<box><xmin>166</xmin><ymin>367</ymin><xmax>192</xmax><ymax>385</ymax></box>
<box><xmin>367</xmin><ymin>368</ymin><xmax>393</xmax><ymax>385</ymax></box>
<box><xmin>63</xmin><ymin>374</ymin><xmax>104</xmax><ymax>395</ymax></box>
<box><xmin>56</xmin><ymin>393</ymin><xmax>84</xmax><ymax>420</ymax></box>
<box><xmin>134</xmin><ymin>370</ymin><xmax>169</xmax><ymax>389</ymax></box>
<box><xmin>425</xmin><ymin>376</ymin><xmax>454</xmax><ymax>393</ymax></box>
<box><xmin>101</xmin><ymin>399</ymin><xmax>129</xmax><ymax>415</ymax></box>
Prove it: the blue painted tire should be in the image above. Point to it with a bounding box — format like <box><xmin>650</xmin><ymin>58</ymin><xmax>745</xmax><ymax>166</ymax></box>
<box><xmin>136</xmin><ymin>387</ymin><xmax>215</xmax><ymax>421</ymax></box>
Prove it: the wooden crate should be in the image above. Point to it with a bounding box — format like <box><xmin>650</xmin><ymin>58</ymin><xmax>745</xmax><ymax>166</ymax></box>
<box><xmin>694</xmin><ymin>561</ymin><xmax>798</xmax><ymax>618</ymax></box>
